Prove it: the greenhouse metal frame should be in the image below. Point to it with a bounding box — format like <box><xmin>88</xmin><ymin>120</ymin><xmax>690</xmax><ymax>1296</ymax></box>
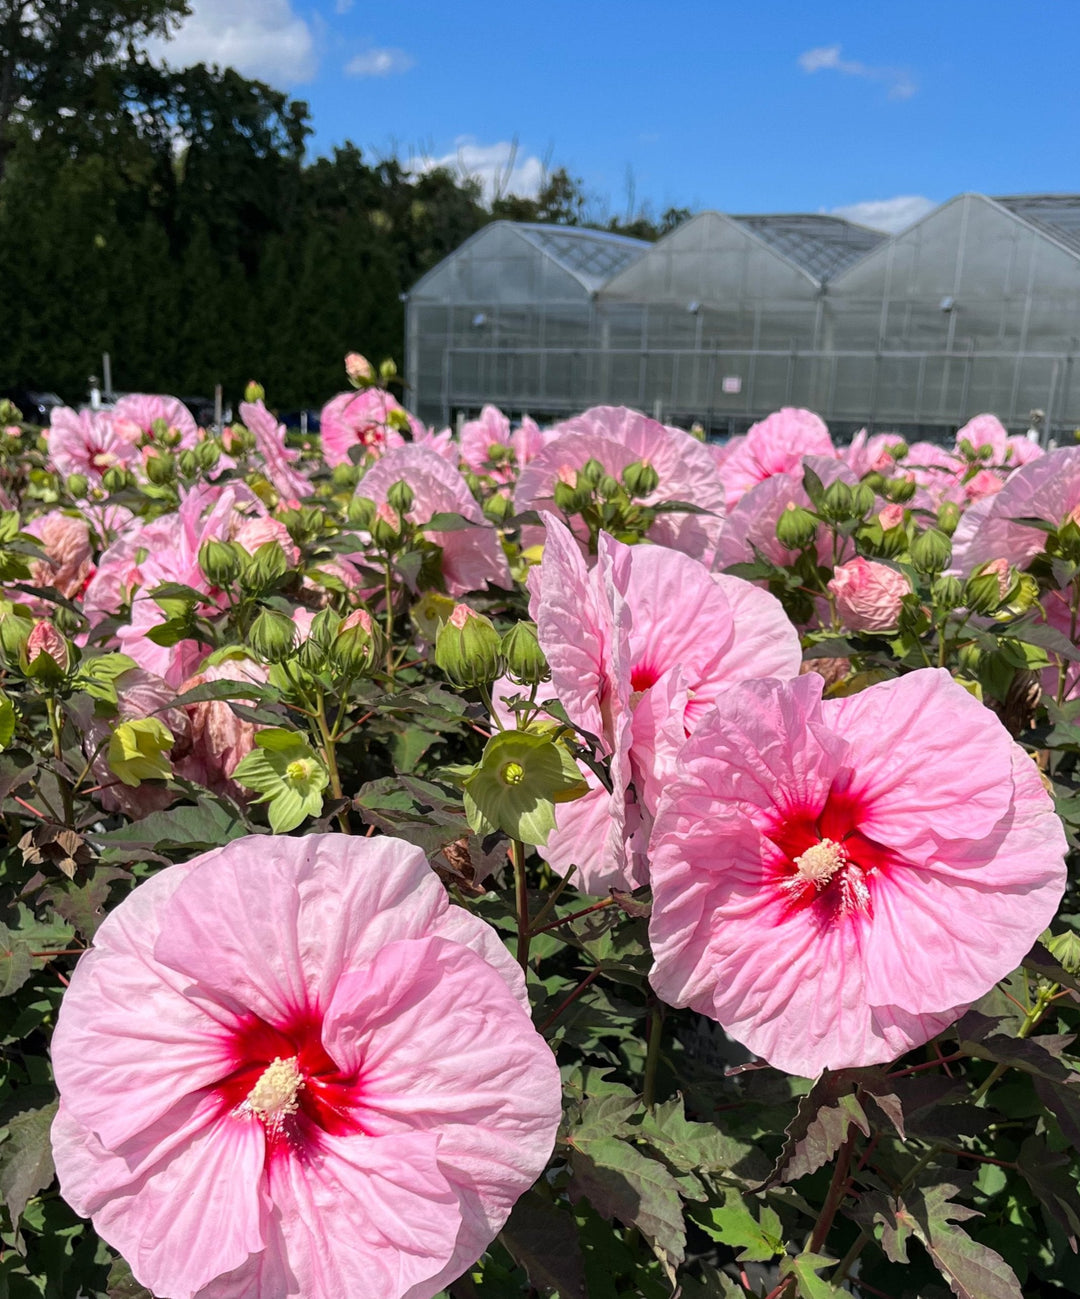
<box><xmin>405</xmin><ymin>195</ymin><xmax>1080</xmax><ymax>438</ymax></box>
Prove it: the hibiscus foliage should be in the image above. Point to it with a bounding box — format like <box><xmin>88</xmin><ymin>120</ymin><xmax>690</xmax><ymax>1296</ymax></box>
<box><xmin>0</xmin><ymin>377</ymin><xmax>1075</xmax><ymax>1297</ymax></box>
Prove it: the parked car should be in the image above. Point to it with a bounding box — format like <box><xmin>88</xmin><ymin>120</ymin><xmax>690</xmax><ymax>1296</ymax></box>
<box><xmin>0</xmin><ymin>388</ymin><xmax>65</xmax><ymax>425</ymax></box>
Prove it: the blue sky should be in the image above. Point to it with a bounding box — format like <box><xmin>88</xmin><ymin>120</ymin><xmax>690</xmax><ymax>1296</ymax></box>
<box><xmin>146</xmin><ymin>0</ymin><xmax>1080</xmax><ymax>231</ymax></box>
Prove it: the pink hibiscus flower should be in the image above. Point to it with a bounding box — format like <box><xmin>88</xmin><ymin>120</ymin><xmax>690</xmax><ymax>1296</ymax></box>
<box><xmin>716</xmin><ymin>408</ymin><xmax>836</xmax><ymax>509</ymax></box>
<box><xmin>21</xmin><ymin>512</ymin><xmax>94</xmax><ymax>614</ymax></box>
<box><xmin>828</xmin><ymin>557</ymin><xmax>911</xmax><ymax>633</ymax></box>
<box><xmin>843</xmin><ymin>429</ymin><xmax>907</xmax><ymax>478</ymax></box>
<box><xmin>240</xmin><ymin>400</ymin><xmax>311</xmax><ymax>503</ymax></box>
<box><xmin>173</xmin><ymin>655</ymin><xmax>270</xmax><ymax>800</ymax></box>
<box><xmin>112</xmin><ymin>394</ymin><xmax>199</xmax><ymax>449</ymax></box>
<box><xmin>356</xmin><ymin>445</ymin><xmax>511</xmax><ymax>595</ymax></box>
<box><xmin>527</xmin><ymin>516</ymin><xmax>801</xmax><ymax>893</ymax></box>
<box><xmin>459</xmin><ymin>406</ymin><xmax>549</xmax><ymax>481</ymax></box>
<box><xmin>51</xmin><ymin>833</ymin><xmax>561</xmax><ymax>1299</ymax></box>
<box><xmin>47</xmin><ymin>408</ymin><xmax>139</xmax><ymax>484</ymax></box>
<box><xmin>320</xmin><ymin>390</ymin><xmax>418</xmax><ymax>467</ymax></box>
<box><xmin>515</xmin><ymin>406</ymin><xmax>727</xmax><ymax>564</ymax></box>
<box><xmin>648</xmin><ymin>670</ymin><xmax>1066</xmax><ymax>1076</ymax></box>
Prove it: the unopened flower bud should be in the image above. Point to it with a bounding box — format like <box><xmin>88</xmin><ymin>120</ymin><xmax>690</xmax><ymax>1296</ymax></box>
<box><xmin>597</xmin><ymin>474</ymin><xmax>622</xmax><ymax>500</ymax></box>
<box><xmin>553</xmin><ymin>479</ymin><xmax>586</xmax><ymax>512</ymax></box>
<box><xmin>347</xmin><ymin>495</ymin><xmax>376</xmax><ymax>530</ymax></box>
<box><xmin>161</xmin><ymin>427</ymin><xmax>183</xmax><ymax>449</ymax></box>
<box><xmin>776</xmin><ymin>503</ymin><xmax>818</xmax><ymax>550</ymax></box>
<box><xmin>884</xmin><ymin>475</ymin><xmax>917</xmax><ymax>503</ymax></box>
<box><xmin>501</xmin><ymin>621</ymin><xmax>549</xmax><ymax>685</ymax></box>
<box><xmin>330</xmin><ymin>608</ymin><xmax>381</xmax><ymax>675</ymax></box>
<box><xmin>888</xmin><ymin>441</ymin><xmax>909</xmax><ymax>460</ymax></box>
<box><xmin>578</xmin><ymin>458</ymin><xmax>605</xmax><ymax>491</ymax></box>
<box><xmin>196</xmin><ymin>439</ymin><xmax>222</xmax><ymax>471</ymax></box>
<box><xmin>483</xmin><ymin>491</ymin><xmax>514</xmax><ymax>524</ymax></box>
<box><xmin>486</xmin><ymin>442</ymin><xmax>511</xmax><ymax>465</ymax></box>
<box><xmin>911</xmin><ymin>527</ymin><xmax>952</xmax><ymax>575</ymax></box>
<box><xmin>297</xmin><ymin>606</ymin><xmax>341</xmax><ymax>672</ymax></box>
<box><xmin>372</xmin><ymin>502</ymin><xmax>402</xmax><ymax>549</ymax></box>
<box><xmin>178</xmin><ymin>449</ymin><xmax>199</xmax><ymax>477</ymax></box>
<box><xmin>249</xmin><ymin>608</ymin><xmax>297</xmax><ymax>663</ymax></box>
<box><xmin>332</xmin><ymin>463</ymin><xmax>360</xmax><ymax>491</ymax></box>
<box><xmin>1001</xmin><ymin>571</ymin><xmax>1039</xmax><ymax>617</ymax></box>
<box><xmin>931</xmin><ymin>575</ymin><xmax>964</xmax><ymax>609</ymax></box>
<box><xmin>386</xmin><ymin>407</ymin><xmax>410</xmax><ymax>432</ymax></box>
<box><xmin>345</xmin><ymin>352</ymin><xmax>376</xmax><ymax>388</ymax></box>
<box><xmin>145</xmin><ymin>454</ymin><xmax>175</xmax><ymax>485</ymax></box>
<box><xmin>65</xmin><ymin>473</ymin><xmax>88</xmax><ymax>499</ymax></box>
<box><xmin>853</xmin><ymin>483</ymin><xmax>876</xmax><ymax>518</ymax></box>
<box><xmin>101</xmin><ymin>466</ymin><xmax>129</xmax><ymax>494</ymax></box>
<box><xmin>386</xmin><ymin>479</ymin><xmax>415</xmax><ymax>515</ymax></box>
<box><xmin>878</xmin><ymin>504</ymin><xmax>905</xmax><ymax>531</ymax></box>
<box><xmin>244</xmin><ymin>380</ymin><xmax>265</xmax><ymax>404</ymax></box>
<box><xmin>820</xmin><ymin>480</ymin><xmax>855</xmax><ymax>523</ymax></box>
<box><xmin>199</xmin><ymin>538</ymin><xmax>242</xmax><ymax>587</ymax></box>
<box><xmin>964</xmin><ymin>569</ymin><xmax>1004</xmax><ymax>615</ymax></box>
<box><xmin>937</xmin><ymin>500</ymin><xmax>962</xmax><ymax>536</ymax></box>
<box><xmin>435</xmin><ymin>604</ymin><xmax>502</xmax><ymax>687</ymax></box>
<box><xmin>622</xmin><ymin>460</ymin><xmax>659</xmax><ymax>497</ymax></box>
<box><xmin>26</xmin><ymin>619</ymin><xmax>70</xmax><ymax>674</ymax></box>
<box><xmin>379</xmin><ymin>358</ymin><xmax>398</xmax><ymax>382</ymax></box>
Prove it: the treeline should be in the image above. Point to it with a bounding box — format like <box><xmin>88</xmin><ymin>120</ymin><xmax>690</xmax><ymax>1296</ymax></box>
<box><xmin>0</xmin><ymin>2</ymin><xmax>686</xmax><ymax>410</ymax></box>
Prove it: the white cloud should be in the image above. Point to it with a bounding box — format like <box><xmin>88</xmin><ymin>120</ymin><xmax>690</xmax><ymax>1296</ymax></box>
<box><xmin>798</xmin><ymin>44</ymin><xmax>916</xmax><ymax>100</ymax></box>
<box><xmin>334</xmin><ymin>0</ymin><xmax>354</xmax><ymax>11</ymax></box>
<box><xmin>143</xmin><ymin>0</ymin><xmax>317</xmax><ymax>85</ymax></box>
<box><xmin>345</xmin><ymin>47</ymin><xmax>414</xmax><ymax>77</ymax></box>
<box><xmin>408</xmin><ymin>138</ymin><xmax>546</xmax><ymax>204</ymax></box>
<box><xmin>831</xmin><ymin>195</ymin><xmax>938</xmax><ymax>233</ymax></box>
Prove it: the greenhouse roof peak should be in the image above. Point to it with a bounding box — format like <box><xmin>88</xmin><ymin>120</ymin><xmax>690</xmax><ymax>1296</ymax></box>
<box><xmin>729</xmin><ymin>213</ymin><xmax>887</xmax><ymax>282</ymax></box>
<box><xmin>991</xmin><ymin>194</ymin><xmax>1080</xmax><ymax>260</ymax></box>
<box><xmin>508</xmin><ymin>223</ymin><xmax>650</xmax><ymax>292</ymax></box>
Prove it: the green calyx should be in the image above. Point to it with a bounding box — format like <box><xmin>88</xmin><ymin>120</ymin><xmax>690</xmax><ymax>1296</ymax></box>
<box><xmin>456</xmin><ymin>729</ymin><xmax>588</xmax><ymax>846</ymax></box>
<box><xmin>232</xmin><ymin>727</ymin><xmax>329</xmax><ymax>833</ymax></box>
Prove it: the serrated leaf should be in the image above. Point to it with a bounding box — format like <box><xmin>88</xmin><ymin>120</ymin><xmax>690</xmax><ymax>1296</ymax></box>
<box><xmin>782</xmin><ymin>1251</ymin><xmax>842</xmax><ymax>1299</ymax></box>
<box><xmin>1016</xmin><ymin>1134</ymin><xmax>1080</xmax><ymax>1247</ymax></box>
<box><xmin>690</xmin><ymin>1189</ymin><xmax>784</xmax><ymax>1263</ymax></box>
<box><xmin>907</xmin><ymin>1182</ymin><xmax>1023</xmax><ymax>1299</ymax></box>
<box><xmin>768</xmin><ymin>1071</ymin><xmax>871</xmax><ymax>1185</ymax></box>
<box><xmin>93</xmin><ymin>802</ymin><xmax>247</xmax><ymax>856</ymax></box>
<box><xmin>1033</xmin><ymin>1076</ymin><xmax>1080</xmax><ymax>1150</ymax></box>
<box><xmin>636</xmin><ymin>1094</ymin><xmax>769</xmax><ymax>1183</ymax></box>
<box><xmin>0</xmin><ymin>1101</ymin><xmax>57</xmax><ymax>1227</ymax></box>
<box><xmin>0</xmin><ymin>924</ymin><xmax>32</xmax><ymax>997</ymax></box>
<box><xmin>568</xmin><ymin>1135</ymin><xmax>687</xmax><ymax>1266</ymax></box>
<box><xmin>955</xmin><ymin>1010</ymin><xmax>1076</xmax><ymax>1082</ymax></box>
<box><xmin>499</xmin><ymin>1186</ymin><xmax>587</xmax><ymax>1298</ymax></box>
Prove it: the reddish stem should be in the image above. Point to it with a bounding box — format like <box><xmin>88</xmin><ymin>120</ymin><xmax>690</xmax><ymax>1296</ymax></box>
<box><xmin>530</xmin><ymin>896</ymin><xmax>614</xmax><ymax>936</ymax></box>
<box><xmin>538</xmin><ymin>966</ymin><xmax>601</xmax><ymax>1032</ymax></box>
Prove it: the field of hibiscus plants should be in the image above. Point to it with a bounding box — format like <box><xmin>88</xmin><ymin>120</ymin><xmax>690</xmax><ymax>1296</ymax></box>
<box><xmin>0</xmin><ymin>356</ymin><xmax>1076</xmax><ymax>1299</ymax></box>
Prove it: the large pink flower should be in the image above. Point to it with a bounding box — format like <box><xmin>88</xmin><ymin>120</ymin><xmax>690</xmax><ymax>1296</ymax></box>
<box><xmin>47</xmin><ymin>408</ymin><xmax>140</xmax><ymax>484</ymax></box>
<box><xmin>52</xmin><ymin>833</ymin><xmax>561</xmax><ymax>1299</ymax></box>
<box><xmin>320</xmin><ymin>390</ymin><xmax>418</xmax><ymax>467</ymax></box>
<box><xmin>22</xmin><ymin>512</ymin><xmax>94</xmax><ymax>614</ymax></box>
<box><xmin>240</xmin><ymin>401</ymin><xmax>311</xmax><ymax>503</ymax></box>
<box><xmin>174</xmin><ymin>655</ymin><xmax>270</xmax><ymax>799</ymax></box>
<box><xmin>717</xmin><ymin>408</ymin><xmax>836</xmax><ymax>509</ymax></box>
<box><xmin>112</xmin><ymin>394</ymin><xmax>199</xmax><ymax>449</ymax></box>
<box><xmin>356</xmin><ymin>445</ymin><xmax>511</xmax><ymax>595</ymax></box>
<box><xmin>648</xmin><ymin>670</ymin><xmax>1066</xmax><ymax>1076</ymax></box>
<box><xmin>460</xmin><ymin>406</ymin><xmax>549</xmax><ymax>482</ymax></box>
<box><xmin>527</xmin><ymin>516</ymin><xmax>801</xmax><ymax>893</ymax></box>
<box><xmin>515</xmin><ymin>407</ymin><xmax>727</xmax><ymax>564</ymax></box>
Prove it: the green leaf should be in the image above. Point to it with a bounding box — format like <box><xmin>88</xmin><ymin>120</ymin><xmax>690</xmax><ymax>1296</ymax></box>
<box><xmin>423</xmin><ymin>511</ymin><xmax>478</xmax><ymax>532</ymax></box>
<box><xmin>781</xmin><ymin>1251</ymin><xmax>843</xmax><ymax>1299</ymax></box>
<box><xmin>1016</xmin><ymin>1135</ymin><xmax>1080</xmax><ymax>1246</ymax></box>
<box><xmin>93</xmin><ymin>802</ymin><xmax>248</xmax><ymax>858</ymax></box>
<box><xmin>908</xmin><ymin>1182</ymin><xmax>1024</xmax><ymax>1299</ymax></box>
<box><xmin>0</xmin><ymin>1101</ymin><xmax>58</xmax><ymax>1228</ymax></box>
<box><xmin>568</xmin><ymin>1135</ymin><xmax>687</xmax><ymax>1266</ymax></box>
<box><xmin>0</xmin><ymin>693</ymin><xmax>14</xmax><ymax>751</ymax></box>
<box><xmin>499</xmin><ymin>1186</ymin><xmax>587</xmax><ymax>1298</ymax></box>
<box><xmin>690</xmin><ymin>1189</ymin><xmax>785</xmax><ymax>1263</ymax></box>
<box><xmin>106</xmin><ymin>1256</ymin><xmax>155</xmax><ymax>1298</ymax></box>
<box><xmin>767</xmin><ymin>1071</ymin><xmax>871</xmax><ymax>1185</ymax></box>
<box><xmin>0</xmin><ymin>924</ymin><xmax>32</xmax><ymax>997</ymax></box>
<box><xmin>636</xmin><ymin>1094</ymin><xmax>769</xmax><ymax>1184</ymax></box>
<box><xmin>168</xmin><ymin>678</ymin><xmax>281</xmax><ymax>708</ymax></box>
<box><xmin>955</xmin><ymin>1010</ymin><xmax>1077</xmax><ymax>1083</ymax></box>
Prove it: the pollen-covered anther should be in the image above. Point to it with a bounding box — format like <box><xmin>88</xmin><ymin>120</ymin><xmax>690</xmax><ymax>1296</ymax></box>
<box><xmin>792</xmin><ymin>838</ymin><xmax>848</xmax><ymax>888</ymax></box>
<box><xmin>245</xmin><ymin>1055</ymin><xmax>304</xmax><ymax>1127</ymax></box>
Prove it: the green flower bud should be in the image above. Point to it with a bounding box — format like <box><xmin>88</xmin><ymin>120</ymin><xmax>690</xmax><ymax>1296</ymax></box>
<box><xmin>852</xmin><ymin>483</ymin><xmax>876</xmax><ymax>518</ymax></box>
<box><xmin>862</xmin><ymin>471</ymin><xmax>887</xmax><ymax>493</ymax></box>
<box><xmin>101</xmin><ymin>466</ymin><xmax>129</xmax><ymax>494</ymax></box>
<box><xmin>241</xmin><ymin>541</ymin><xmax>289</xmax><ymax>593</ymax></box>
<box><xmin>884</xmin><ymin>475</ymin><xmax>917</xmax><ymax>503</ymax></box>
<box><xmin>196</xmin><ymin>438</ymin><xmax>222</xmax><ymax>471</ymax></box>
<box><xmin>244</xmin><ymin>380</ymin><xmax>265</xmax><ymax>403</ymax></box>
<box><xmin>145</xmin><ymin>454</ymin><xmax>175</xmax><ymax>485</ymax></box>
<box><xmin>931</xmin><ymin>575</ymin><xmax>964</xmax><ymax>609</ymax></box>
<box><xmin>65</xmin><ymin>473</ymin><xmax>89</xmax><ymax>499</ymax></box>
<box><xmin>820</xmin><ymin>480</ymin><xmax>855</xmax><ymax>523</ymax></box>
<box><xmin>888</xmin><ymin>440</ymin><xmax>909</xmax><ymax>460</ymax></box>
<box><xmin>622</xmin><ymin>460</ymin><xmax>660</xmax><ymax>497</ymax></box>
<box><xmin>501</xmin><ymin>621</ymin><xmax>550</xmax><ymax>685</ymax></box>
<box><xmin>107</xmin><ymin>717</ymin><xmax>174</xmax><ymax>786</ymax></box>
<box><xmin>386</xmin><ymin>407</ymin><xmax>410</xmax><ymax>432</ymax></box>
<box><xmin>297</xmin><ymin>606</ymin><xmax>341</xmax><ymax>671</ymax></box>
<box><xmin>597</xmin><ymin>474</ymin><xmax>622</xmax><ymax>500</ymax></box>
<box><xmin>463</xmin><ymin>471</ymin><xmax>485</xmax><ymax>498</ymax></box>
<box><xmin>964</xmin><ymin>570</ymin><xmax>1004</xmax><ymax>615</ymax></box>
<box><xmin>578</xmin><ymin>458</ymin><xmax>605</xmax><ymax>490</ymax></box>
<box><xmin>345</xmin><ymin>352</ymin><xmax>376</xmax><ymax>388</ymax></box>
<box><xmin>199</xmin><ymin>538</ymin><xmax>242</xmax><ymax>587</ymax></box>
<box><xmin>25</xmin><ymin>619</ymin><xmax>70</xmax><ymax>678</ymax></box>
<box><xmin>1058</xmin><ymin>517</ymin><xmax>1080</xmax><ymax>561</ymax></box>
<box><xmin>553</xmin><ymin>478</ymin><xmax>588</xmax><ymax>512</ymax></box>
<box><xmin>0</xmin><ymin>399</ymin><xmax>20</xmax><ymax>425</ymax></box>
<box><xmin>937</xmin><ymin>500</ymin><xmax>962</xmax><ymax>537</ymax></box>
<box><xmin>178</xmin><ymin>449</ymin><xmax>199</xmax><ymax>477</ymax></box>
<box><xmin>379</xmin><ymin>358</ymin><xmax>398</xmax><ymax>381</ymax></box>
<box><xmin>249</xmin><ymin>608</ymin><xmax>297</xmax><ymax>663</ymax></box>
<box><xmin>329</xmin><ymin>608</ymin><xmax>382</xmax><ymax>676</ymax></box>
<box><xmin>483</xmin><ymin>491</ymin><xmax>514</xmax><ymax>524</ymax></box>
<box><xmin>486</xmin><ymin>442</ymin><xmax>511</xmax><ymax>465</ymax></box>
<box><xmin>347</xmin><ymin>495</ymin><xmax>376</xmax><ymax>530</ymax></box>
<box><xmin>161</xmin><ymin>427</ymin><xmax>183</xmax><ymax>449</ymax></box>
<box><xmin>332</xmin><ymin>463</ymin><xmax>360</xmax><ymax>491</ymax></box>
<box><xmin>911</xmin><ymin>527</ymin><xmax>952</xmax><ymax>575</ymax></box>
<box><xmin>371</xmin><ymin>502</ymin><xmax>403</xmax><ymax>549</ymax></box>
<box><xmin>387</xmin><ymin>478</ymin><xmax>415</xmax><ymax>515</ymax></box>
<box><xmin>1001</xmin><ymin>571</ymin><xmax>1039</xmax><ymax>617</ymax></box>
<box><xmin>435</xmin><ymin>604</ymin><xmax>502</xmax><ymax>687</ymax></box>
<box><xmin>775</xmin><ymin>503</ymin><xmax>818</xmax><ymax>550</ymax></box>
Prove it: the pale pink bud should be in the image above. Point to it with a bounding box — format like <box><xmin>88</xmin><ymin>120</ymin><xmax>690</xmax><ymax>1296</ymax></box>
<box><xmin>340</xmin><ymin>608</ymin><xmax>376</xmax><ymax>634</ymax></box>
<box><xmin>345</xmin><ymin>352</ymin><xmax>375</xmax><ymax>386</ymax></box>
<box><xmin>556</xmin><ymin>465</ymin><xmax>578</xmax><ymax>488</ymax></box>
<box><xmin>26</xmin><ymin>619</ymin><xmax>69</xmax><ymax>670</ymax></box>
<box><xmin>982</xmin><ymin>557</ymin><xmax>1011</xmax><ymax>600</ymax></box>
<box><xmin>878</xmin><ymin>504</ymin><xmax>904</xmax><ymax>531</ymax></box>
<box><xmin>828</xmin><ymin>557</ymin><xmax>911</xmax><ymax>633</ymax></box>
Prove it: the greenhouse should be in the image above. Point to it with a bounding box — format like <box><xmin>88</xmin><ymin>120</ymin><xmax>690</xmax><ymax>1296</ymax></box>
<box><xmin>405</xmin><ymin>193</ymin><xmax>1080</xmax><ymax>439</ymax></box>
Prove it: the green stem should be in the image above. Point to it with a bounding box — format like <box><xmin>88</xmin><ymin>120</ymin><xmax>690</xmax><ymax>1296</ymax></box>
<box><xmin>45</xmin><ymin>696</ymin><xmax>74</xmax><ymax>826</ymax></box>
<box><xmin>1056</xmin><ymin>577</ymin><xmax>1080</xmax><ymax>704</ymax></box>
<box><xmin>642</xmin><ymin>1001</ymin><xmax>664</xmax><ymax>1109</ymax></box>
<box><xmin>313</xmin><ymin>689</ymin><xmax>350</xmax><ymax>834</ymax></box>
<box><xmin>511</xmin><ymin>839</ymin><xmax>529</xmax><ymax>970</ymax></box>
<box><xmin>383</xmin><ymin>559</ymin><xmax>395</xmax><ymax>679</ymax></box>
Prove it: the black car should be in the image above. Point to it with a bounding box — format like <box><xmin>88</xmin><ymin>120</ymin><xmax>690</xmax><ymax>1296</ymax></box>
<box><xmin>0</xmin><ymin>388</ymin><xmax>65</xmax><ymax>425</ymax></box>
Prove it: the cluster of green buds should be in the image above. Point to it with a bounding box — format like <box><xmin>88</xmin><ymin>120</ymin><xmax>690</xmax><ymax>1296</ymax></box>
<box><xmin>292</xmin><ymin>606</ymin><xmax>384</xmax><ymax>678</ymax></box>
<box><xmin>551</xmin><ymin>457</ymin><xmax>664</xmax><ymax>547</ymax></box>
<box><xmin>434</xmin><ymin>606</ymin><xmax>550</xmax><ymax>690</ymax></box>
